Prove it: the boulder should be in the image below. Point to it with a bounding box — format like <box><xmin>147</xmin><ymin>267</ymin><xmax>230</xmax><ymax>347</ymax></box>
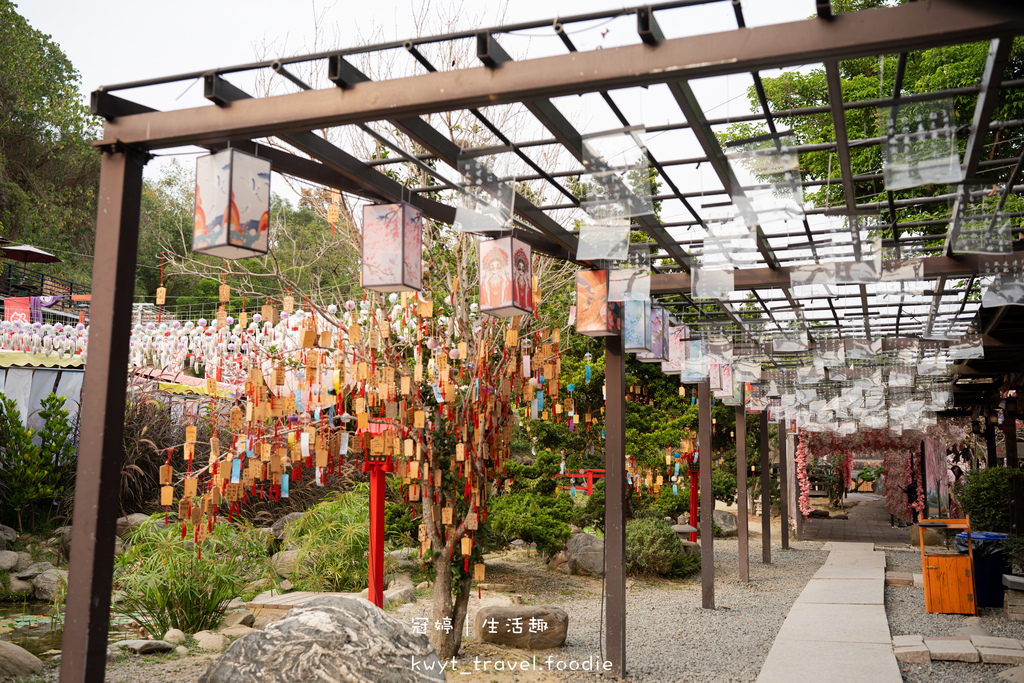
<box><xmin>566</xmin><ymin>533</ymin><xmax>605</xmax><ymax>577</ymax></box>
<box><xmin>547</xmin><ymin>550</ymin><xmax>569</xmax><ymax>571</ymax></box>
<box><xmin>194</xmin><ymin>631</ymin><xmax>230</xmax><ymax>652</ymax></box>
<box><xmin>14</xmin><ymin>561</ymin><xmax>53</xmax><ymax>581</ymax></box>
<box><xmin>12</xmin><ymin>552</ymin><xmax>33</xmax><ymax>572</ymax></box>
<box><xmin>221</xmin><ymin>611</ymin><xmax>256</xmax><ymax>629</ymax></box>
<box><xmin>220</xmin><ymin>625</ymin><xmax>255</xmax><ymax>638</ymax></box>
<box><xmin>175</xmin><ymin>646</ymin><xmax>188</xmax><ymax>656</ymax></box>
<box><xmin>680</xmin><ymin>540</ymin><xmax>701</xmax><ymax>556</ymax></box>
<box><xmin>252</xmin><ymin>612</ymin><xmax>284</xmax><ymax>629</ymax></box>
<box><xmin>355</xmin><ymin>588</ymin><xmax>390</xmax><ymax>607</ymax></box>
<box><xmin>115</xmin><ymin>513</ymin><xmax>151</xmax><ymax>539</ymax></box>
<box><xmin>416</xmin><ymin>581</ymin><xmax>431</xmax><ymax>591</ymax></box>
<box><xmin>115</xmin><ymin>639</ymin><xmax>174</xmax><ymax>654</ymax></box>
<box><xmin>270</xmin><ymin>512</ymin><xmax>303</xmax><ymax>540</ymax></box>
<box><xmin>270</xmin><ymin>550</ymin><xmax>300</xmax><ymax>578</ymax></box>
<box><xmin>832</xmin><ymin>513</ymin><xmax>849</xmax><ymax>520</ymax></box>
<box><xmin>510</xmin><ymin>539</ymin><xmax>527</xmax><ymax>549</ymax></box>
<box><xmin>278</xmin><ymin>581</ymin><xmax>293</xmax><ymax>592</ymax></box>
<box><xmin>164</xmin><ymin>629</ymin><xmax>186</xmax><ymax>645</ymax></box>
<box><xmin>384</xmin><ymin>586</ymin><xmax>416</xmax><ymax>606</ymax></box>
<box><xmin>808</xmin><ymin>509</ymin><xmax>830</xmax><ymax>519</ymax></box>
<box><xmin>712</xmin><ymin>510</ymin><xmax>739</xmax><ymax>537</ymax></box>
<box><xmin>474</xmin><ymin>605</ymin><xmax>568</xmax><ymax>650</ymax></box>
<box><xmin>388</xmin><ymin>547</ymin><xmax>418</xmax><ymax>569</ymax></box>
<box><xmin>0</xmin><ymin>640</ymin><xmax>43</xmax><ymax>678</ymax></box>
<box><xmin>8</xmin><ymin>575</ymin><xmax>33</xmax><ymax>594</ymax></box>
<box><xmin>0</xmin><ymin>524</ymin><xmax>15</xmax><ymax>547</ymax></box>
<box><xmin>0</xmin><ymin>550</ymin><xmax>17</xmax><ymax>572</ymax></box>
<box><xmin>198</xmin><ymin>595</ymin><xmax>445</xmax><ymax>683</ymax></box>
<box><xmin>387</xmin><ymin>572</ymin><xmax>414</xmax><ymax>589</ymax></box>
<box><xmin>32</xmin><ymin>568</ymin><xmax>68</xmax><ymax>601</ymax></box>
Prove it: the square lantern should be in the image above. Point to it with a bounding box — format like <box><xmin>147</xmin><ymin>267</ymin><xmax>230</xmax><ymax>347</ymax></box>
<box><xmin>638</xmin><ymin>305</ymin><xmax>668</xmax><ymax>363</ymax></box>
<box><xmin>361</xmin><ymin>202</ymin><xmax>423</xmax><ymax>292</ymax></box>
<box><xmin>575</xmin><ymin>269</ymin><xmax>622</xmax><ymax>337</ymax></box>
<box><xmin>193</xmin><ymin>149</ymin><xmax>271</xmax><ymax>259</ymax></box>
<box><xmin>479</xmin><ymin>236</ymin><xmax>532</xmax><ymax>317</ymax></box>
<box><xmin>623</xmin><ymin>299</ymin><xmax>652</xmax><ymax>353</ymax></box>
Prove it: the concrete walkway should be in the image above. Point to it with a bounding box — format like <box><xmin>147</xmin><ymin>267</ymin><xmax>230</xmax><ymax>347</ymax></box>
<box><xmin>756</xmin><ymin>542</ymin><xmax>902</xmax><ymax>683</ymax></box>
<box><xmin>799</xmin><ymin>493</ymin><xmax>911</xmax><ymax>545</ymax></box>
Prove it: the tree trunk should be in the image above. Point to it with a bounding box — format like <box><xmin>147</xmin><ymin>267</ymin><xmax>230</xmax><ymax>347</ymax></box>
<box><xmin>428</xmin><ymin>550</ymin><xmax>473</xmax><ymax>659</ymax></box>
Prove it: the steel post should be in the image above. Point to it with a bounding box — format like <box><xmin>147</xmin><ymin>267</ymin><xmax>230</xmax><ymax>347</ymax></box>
<box><xmin>760</xmin><ymin>410</ymin><xmax>771</xmax><ymax>564</ymax></box>
<box><xmin>778</xmin><ymin>422</ymin><xmax>790</xmax><ymax>550</ymax></box>
<box><xmin>603</xmin><ymin>334</ymin><xmax>626</xmax><ymax>677</ymax></box>
<box><xmin>698</xmin><ymin>381</ymin><xmax>714</xmax><ymax>609</ymax></box>
<box><xmin>60</xmin><ymin>147</ymin><xmax>146</xmax><ymax>683</ymax></box>
<box><xmin>736</xmin><ymin>390</ymin><xmax>748</xmax><ymax>582</ymax></box>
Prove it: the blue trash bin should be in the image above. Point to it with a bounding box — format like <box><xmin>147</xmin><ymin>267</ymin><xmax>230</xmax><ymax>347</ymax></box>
<box><xmin>955</xmin><ymin>531</ymin><xmax>1009</xmax><ymax>608</ymax></box>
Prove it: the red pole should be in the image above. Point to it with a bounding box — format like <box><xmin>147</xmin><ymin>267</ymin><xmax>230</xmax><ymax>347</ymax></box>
<box><xmin>368</xmin><ymin>466</ymin><xmax>386</xmax><ymax>608</ymax></box>
<box><xmin>687</xmin><ymin>453</ymin><xmax>699</xmax><ymax>543</ymax></box>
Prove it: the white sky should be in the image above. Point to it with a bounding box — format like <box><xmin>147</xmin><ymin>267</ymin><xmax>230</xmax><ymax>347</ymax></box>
<box><xmin>17</xmin><ymin>0</ymin><xmax>818</xmax><ymax>211</ymax></box>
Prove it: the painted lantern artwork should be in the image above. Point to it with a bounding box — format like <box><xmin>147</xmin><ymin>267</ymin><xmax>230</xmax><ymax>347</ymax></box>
<box><xmin>193</xmin><ymin>149</ymin><xmax>271</xmax><ymax>259</ymax></box>
<box><xmin>478</xmin><ymin>236</ymin><xmax>532</xmax><ymax>317</ymax></box>
<box><xmin>623</xmin><ymin>299</ymin><xmax>652</xmax><ymax>353</ymax></box>
<box><xmin>361</xmin><ymin>202</ymin><xmax>423</xmax><ymax>292</ymax></box>
<box><xmin>637</xmin><ymin>305</ymin><xmax>668</xmax><ymax>363</ymax></box>
<box><xmin>575</xmin><ymin>270</ymin><xmax>622</xmax><ymax>337</ymax></box>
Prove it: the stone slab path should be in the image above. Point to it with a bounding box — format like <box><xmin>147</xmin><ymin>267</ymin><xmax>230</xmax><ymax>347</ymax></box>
<box><xmin>756</xmin><ymin>542</ymin><xmax>902</xmax><ymax>683</ymax></box>
<box><xmin>799</xmin><ymin>494</ymin><xmax>910</xmax><ymax>545</ymax></box>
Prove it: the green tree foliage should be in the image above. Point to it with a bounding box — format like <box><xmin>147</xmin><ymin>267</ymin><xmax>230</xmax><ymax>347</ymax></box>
<box><xmin>489</xmin><ymin>449</ymin><xmax>574</xmax><ymax>555</ymax></box>
<box><xmin>955</xmin><ymin>466</ymin><xmax>1012</xmax><ymax>533</ymax></box>
<box><xmin>0</xmin><ymin>2</ymin><xmax>99</xmax><ymax>284</ymax></box>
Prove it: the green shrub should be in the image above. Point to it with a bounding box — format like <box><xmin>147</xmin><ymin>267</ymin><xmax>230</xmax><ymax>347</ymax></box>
<box><xmin>626</xmin><ymin>516</ymin><xmax>685</xmax><ymax>576</ymax></box>
<box><xmin>113</xmin><ymin>515</ymin><xmax>274</xmax><ymax>635</ymax></box>
<box><xmin>648</xmin><ymin>488</ymin><xmax>691</xmax><ymax>520</ymax></box>
<box><xmin>669</xmin><ymin>552</ymin><xmax>701</xmax><ymax>579</ymax></box>
<box><xmin>573</xmin><ymin>480</ymin><xmax>606</xmax><ymax>533</ymax></box>
<box><xmin>488</xmin><ymin>492</ymin><xmax>572</xmax><ymax>555</ymax></box>
<box><xmin>1005</xmin><ymin>535</ymin><xmax>1024</xmax><ymax>574</ymax></box>
<box><xmin>286</xmin><ymin>484</ymin><xmax>395</xmax><ymax>592</ymax></box>
<box><xmin>712</xmin><ymin>470</ymin><xmax>737</xmax><ymax>506</ymax></box>
<box><xmin>956</xmin><ymin>467</ymin><xmax>1012</xmax><ymax>533</ymax></box>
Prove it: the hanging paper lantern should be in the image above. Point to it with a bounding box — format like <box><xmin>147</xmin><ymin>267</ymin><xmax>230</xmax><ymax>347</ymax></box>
<box><xmin>575</xmin><ymin>270</ymin><xmax>622</xmax><ymax>337</ymax></box>
<box><xmin>623</xmin><ymin>299</ymin><xmax>652</xmax><ymax>353</ymax></box>
<box><xmin>478</xmin><ymin>236</ymin><xmax>532</xmax><ymax>317</ymax></box>
<box><xmin>638</xmin><ymin>305</ymin><xmax>669</xmax><ymax>363</ymax></box>
<box><xmin>192</xmin><ymin>149</ymin><xmax>271</xmax><ymax>259</ymax></box>
<box><xmin>361</xmin><ymin>202</ymin><xmax>422</xmax><ymax>292</ymax></box>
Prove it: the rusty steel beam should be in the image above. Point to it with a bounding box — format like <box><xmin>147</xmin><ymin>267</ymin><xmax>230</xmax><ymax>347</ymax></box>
<box><xmin>96</xmin><ymin>1</ymin><xmax>1021</xmax><ymax>151</ymax></box>
<box><xmin>60</xmin><ymin>146</ymin><xmax>147</xmax><ymax>683</ymax></box>
<box><xmin>604</xmin><ymin>334</ymin><xmax>627</xmax><ymax>678</ymax></box>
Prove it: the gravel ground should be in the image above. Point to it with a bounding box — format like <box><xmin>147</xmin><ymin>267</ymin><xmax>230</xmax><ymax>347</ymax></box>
<box><xmin>885</xmin><ymin>547</ymin><xmax>1024</xmax><ymax>683</ymax></box>
<box><xmin>395</xmin><ymin>538</ymin><xmax>829</xmax><ymax>683</ymax></box>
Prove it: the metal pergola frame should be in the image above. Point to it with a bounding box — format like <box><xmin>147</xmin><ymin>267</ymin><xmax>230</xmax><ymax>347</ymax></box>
<box><xmin>63</xmin><ymin>2</ymin><xmax>1024</xmax><ymax>680</ymax></box>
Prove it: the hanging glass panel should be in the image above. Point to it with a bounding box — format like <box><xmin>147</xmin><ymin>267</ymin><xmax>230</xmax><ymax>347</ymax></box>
<box><xmin>952</xmin><ymin>182</ymin><xmax>1016</xmax><ymax>254</ymax></box>
<box><xmin>609</xmin><ymin>245</ymin><xmax>651</xmax><ymax>302</ymax></box>
<box><xmin>580</xmin><ymin>127</ymin><xmax>652</xmax><ymax>220</ymax></box>
<box><xmin>623</xmin><ymin>300</ymin><xmax>652</xmax><ymax>353</ymax></box>
<box><xmin>576</xmin><ymin>220</ymin><xmax>631</xmax><ymax>261</ymax></box>
<box><xmin>453</xmin><ymin>150</ymin><xmax>515</xmax><ymax>234</ymax></box>
<box><xmin>947</xmin><ymin>335</ymin><xmax>984</xmax><ymax>360</ymax></box>
<box><xmin>881</xmin><ymin>99</ymin><xmax>961</xmax><ymax>191</ymax></box>
<box><xmin>981</xmin><ymin>256</ymin><xmax>1024</xmax><ymax>307</ymax></box>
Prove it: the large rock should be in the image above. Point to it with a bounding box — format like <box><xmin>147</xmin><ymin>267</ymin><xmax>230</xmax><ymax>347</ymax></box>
<box><xmin>0</xmin><ymin>524</ymin><xmax>15</xmax><ymax>547</ymax></box>
<box><xmin>384</xmin><ymin>586</ymin><xmax>416</xmax><ymax>606</ymax></box>
<box><xmin>547</xmin><ymin>550</ymin><xmax>568</xmax><ymax>571</ymax></box>
<box><xmin>194</xmin><ymin>631</ymin><xmax>230</xmax><ymax>652</ymax></box>
<box><xmin>57</xmin><ymin>530</ymin><xmax>121</xmax><ymax>564</ymax></box>
<box><xmin>221</xmin><ymin>611</ymin><xmax>256</xmax><ymax>629</ymax></box>
<box><xmin>14</xmin><ymin>561</ymin><xmax>53</xmax><ymax>581</ymax></box>
<box><xmin>270</xmin><ymin>550</ymin><xmax>301</xmax><ymax>578</ymax></box>
<box><xmin>198</xmin><ymin>595</ymin><xmax>445</xmax><ymax>683</ymax></box>
<box><xmin>0</xmin><ymin>640</ymin><xmax>42</xmax><ymax>678</ymax></box>
<box><xmin>8</xmin><ymin>575</ymin><xmax>33</xmax><ymax>594</ymax></box>
<box><xmin>116</xmin><ymin>513</ymin><xmax>151</xmax><ymax>539</ymax></box>
<box><xmin>164</xmin><ymin>629</ymin><xmax>186</xmax><ymax>645</ymax></box>
<box><xmin>12</xmin><ymin>552</ymin><xmax>33</xmax><ymax>572</ymax></box>
<box><xmin>712</xmin><ymin>510</ymin><xmax>739</xmax><ymax>537</ymax></box>
<box><xmin>0</xmin><ymin>550</ymin><xmax>17</xmax><ymax>572</ymax></box>
<box><xmin>270</xmin><ymin>512</ymin><xmax>303</xmax><ymax>540</ymax></box>
<box><xmin>387</xmin><ymin>572</ymin><xmax>414</xmax><ymax>589</ymax></box>
<box><xmin>808</xmin><ymin>509</ymin><xmax>830</xmax><ymax>519</ymax></box>
<box><xmin>115</xmin><ymin>639</ymin><xmax>174</xmax><ymax>654</ymax></box>
<box><xmin>33</xmin><ymin>568</ymin><xmax>68</xmax><ymax>601</ymax></box>
<box><xmin>566</xmin><ymin>533</ymin><xmax>605</xmax><ymax>577</ymax></box>
<box><xmin>474</xmin><ymin>605</ymin><xmax>568</xmax><ymax>650</ymax></box>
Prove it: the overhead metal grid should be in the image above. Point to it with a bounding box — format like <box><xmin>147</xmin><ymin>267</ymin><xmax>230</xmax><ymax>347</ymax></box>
<box><xmin>67</xmin><ymin>2</ymin><xmax>1024</xmax><ymax>680</ymax></box>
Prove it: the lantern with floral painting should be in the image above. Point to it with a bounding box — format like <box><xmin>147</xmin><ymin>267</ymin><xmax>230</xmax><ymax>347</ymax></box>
<box><xmin>361</xmin><ymin>202</ymin><xmax>423</xmax><ymax>292</ymax></box>
<box><xmin>638</xmin><ymin>305</ymin><xmax>669</xmax><ymax>363</ymax></box>
<box><xmin>575</xmin><ymin>269</ymin><xmax>622</xmax><ymax>337</ymax></box>
<box><xmin>192</xmin><ymin>149</ymin><xmax>271</xmax><ymax>259</ymax></box>
<box><xmin>478</xmin><ymin>236</ymin><xmax>532</xmax><ymax>317</ymax></box>
<box><xmin>623</xmin><ymin>299</ymin><xmax>652</xmax><ymax>353</ymax></box>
